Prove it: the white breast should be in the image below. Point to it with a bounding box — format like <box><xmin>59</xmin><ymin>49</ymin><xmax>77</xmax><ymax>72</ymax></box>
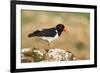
<box><xmin>39</xmin><ymin>30</ymin><xmax>58</xmax><ymax>43</ymax></box>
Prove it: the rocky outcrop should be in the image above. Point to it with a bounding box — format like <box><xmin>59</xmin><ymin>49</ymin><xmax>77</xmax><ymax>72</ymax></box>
<box><xmin>21</xmin><ymin>48</ymin><xmax>76</xmax><ymax>63</ymax></box>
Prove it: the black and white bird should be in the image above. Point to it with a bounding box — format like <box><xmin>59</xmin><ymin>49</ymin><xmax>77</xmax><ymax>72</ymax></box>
<box><xmin>28</xmin><ymin>24</ymin><xmax>69</xmax><ymax>48</ymax></box>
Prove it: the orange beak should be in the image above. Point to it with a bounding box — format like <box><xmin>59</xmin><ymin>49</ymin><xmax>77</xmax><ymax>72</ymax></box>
<box><xmin>63</xmin><ymin>27</ymin><xmax>69</xmax><ymax>32</ymax></box>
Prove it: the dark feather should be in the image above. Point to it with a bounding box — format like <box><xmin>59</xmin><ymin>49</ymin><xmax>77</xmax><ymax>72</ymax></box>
<box><xmin>28</xmin><ymin>28</ymin><xmax>57</xmax><ymax>37</ymax></box>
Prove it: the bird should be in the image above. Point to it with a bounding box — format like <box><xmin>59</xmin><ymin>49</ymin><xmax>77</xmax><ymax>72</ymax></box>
<box><xmin>28</xmin><ymin>24</ymin><xmax>69</xmax><ymax>49</ymax></box>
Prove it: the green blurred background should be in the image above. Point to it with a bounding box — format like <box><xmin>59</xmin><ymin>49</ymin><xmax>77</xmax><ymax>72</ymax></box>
<box><xmin>21</xmin><ymin>10</ymin><xmax>90</xmax><ymax>60</ymax></box>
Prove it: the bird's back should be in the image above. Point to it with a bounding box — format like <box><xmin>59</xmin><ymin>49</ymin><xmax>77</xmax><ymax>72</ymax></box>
<box><xmin>28</xmin><ymin>28</ymin><xmax>57</xmax><ymax>37</ymax></box>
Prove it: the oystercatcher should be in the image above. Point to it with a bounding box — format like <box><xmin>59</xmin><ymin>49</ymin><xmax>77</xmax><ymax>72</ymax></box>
<box><xmin>28</xmin><ymin>24</ymin><xmax>69</xmax><ymax>48</ymax></box>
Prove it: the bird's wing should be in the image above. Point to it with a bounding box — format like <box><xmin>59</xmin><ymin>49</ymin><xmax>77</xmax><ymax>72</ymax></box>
<box><xmin>33</xmin><ymin>30</ymin><xmax>41</xmax><ymax>34</ymax></box>
<box><xmin>33</xmin><ymin>28</ymin><xmax>57</xmax><ymax>37</ymax></box>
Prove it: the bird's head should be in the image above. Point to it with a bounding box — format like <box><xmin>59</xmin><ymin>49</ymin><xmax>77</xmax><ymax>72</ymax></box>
<box><xmin>56</xmin><ymin>24</ymin><xmax>69</xmax><ymax>33</ymax></box>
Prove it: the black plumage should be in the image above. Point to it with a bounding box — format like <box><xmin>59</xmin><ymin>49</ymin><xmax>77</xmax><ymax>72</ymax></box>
<box><xmin>28</xmin><ymin>28</ymin><xmax>57</xmax><ymax>37</ymax></box>
<box><xmin>28</xmin><ymin>24</ymin><xmax>65</xmax><ymax>38</ymax></box>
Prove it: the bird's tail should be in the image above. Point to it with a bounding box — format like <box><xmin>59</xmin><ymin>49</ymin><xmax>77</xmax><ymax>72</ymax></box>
<box><xmin>28</xmin><ymin>33</ymin><xmax>34</xmax><ymax>37</ymax></box>
<box><xmin>28</xmin><ymin>30</ymin><xmax>41</xmax><ymax>37</ymax></box>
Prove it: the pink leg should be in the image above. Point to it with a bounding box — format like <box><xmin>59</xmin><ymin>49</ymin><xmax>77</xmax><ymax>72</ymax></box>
<box><xmin>48</xmin><ymin>42</ymin><xmax>51</xmax><ymax>49</ymax></box>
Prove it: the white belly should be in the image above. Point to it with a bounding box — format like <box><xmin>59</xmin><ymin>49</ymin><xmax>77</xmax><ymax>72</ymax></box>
<box><xmin>39</xmin><ymin>33</ymin><xmax>58</xmax><ymax>43</ymax></box>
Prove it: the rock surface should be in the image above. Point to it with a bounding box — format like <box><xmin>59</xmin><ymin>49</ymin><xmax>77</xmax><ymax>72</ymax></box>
<box><xmin>21</xmin><ymin>48</ymin><xmax>76</xmax><ymax>63</ymax></box>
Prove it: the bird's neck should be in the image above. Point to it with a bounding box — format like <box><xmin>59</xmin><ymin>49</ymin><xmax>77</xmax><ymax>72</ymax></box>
<box><xmin>57</xmin><ymin>30</ymin><xmax>63</xmax><ymax>36</ymax></box>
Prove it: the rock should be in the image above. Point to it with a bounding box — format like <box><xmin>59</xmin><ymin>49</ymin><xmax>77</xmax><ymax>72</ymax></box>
<box><xmin>32</xmin><ymin>48</ymin><xmax>46</xmax><ymax>62</ymax></box>
<box><xmin>21</xmin><ymin>48</ymin><xmax>76</xmax><ymax>63</ymax></box>
<box><xmin>21</xmin><ymin>57</ymin><xmax>33</xmax><ymax>63</ymax></box>
<box><xmin>45</xmin><ymin>48</ymin><xmax>76</xmax><ymax>61</ymax></box>
<box><xmin>21</xmin><ymin>48</ymin><xmax>32</xmax><ymax>53</ymax></box>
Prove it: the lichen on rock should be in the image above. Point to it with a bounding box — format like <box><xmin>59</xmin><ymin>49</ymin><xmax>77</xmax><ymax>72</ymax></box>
<box><xmin>45</xmin><ymin>48</ymin><xmax>76</xmax><ymax>61</ymax></box>
<box><xmin>21</xmin><ymin>48</ymin><xmax>76</xmax><ymax>63</ymax></box>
